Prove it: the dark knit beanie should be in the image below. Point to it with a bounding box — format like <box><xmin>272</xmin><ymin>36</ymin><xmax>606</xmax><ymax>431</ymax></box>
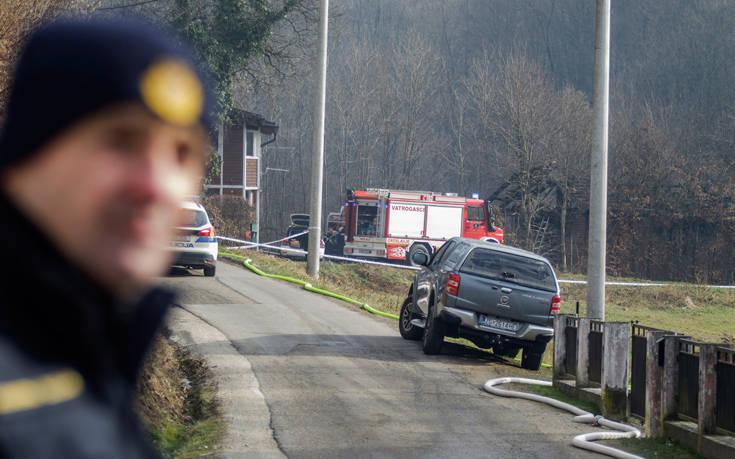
<box><xmin>0</xmin><ymin>18</ymin><xmax>213</xmax><ymax>169</ymax></box>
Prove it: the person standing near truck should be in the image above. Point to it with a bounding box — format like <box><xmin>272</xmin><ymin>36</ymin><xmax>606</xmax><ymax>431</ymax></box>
<box><xmin>0</xmin><ymin>18</ymin><xmax>211</xmax><ymax>458</ymax></box>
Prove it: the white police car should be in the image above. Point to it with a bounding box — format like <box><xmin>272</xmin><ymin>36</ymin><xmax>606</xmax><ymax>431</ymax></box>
<box><xmin>170</xmin><ymin>201</ymin><xmax>217</xmax><ymax>276</ymax></box>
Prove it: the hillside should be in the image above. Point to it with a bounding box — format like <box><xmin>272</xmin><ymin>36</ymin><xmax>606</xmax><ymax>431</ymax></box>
<box><xmin>248</xmin><ymin>0</ymin><xmax>735</xmax><ymax>285</ymax></box>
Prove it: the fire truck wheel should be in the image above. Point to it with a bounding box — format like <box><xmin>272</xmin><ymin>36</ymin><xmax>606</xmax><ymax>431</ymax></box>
<box><xmin>399</xmin><ymin>297</ymin><xmax>423</xmax><ymax>341</ymax></box>
<box><xmin>407</xmin><ymin>244</ymin><xmax>431</xmax><ymax>266</ymax></box>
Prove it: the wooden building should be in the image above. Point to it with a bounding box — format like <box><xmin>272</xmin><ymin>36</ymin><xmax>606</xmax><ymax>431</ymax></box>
<box><xmin>205</xmin><ymin>109</ymin><xmax>278</xmax><ymax>209</ymax></box>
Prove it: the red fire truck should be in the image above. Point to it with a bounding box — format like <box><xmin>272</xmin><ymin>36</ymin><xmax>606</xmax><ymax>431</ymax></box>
<box><xmin>342</xmin><ymin>188</ymin><xmax>504</xmax><ymax>264</ymax></box>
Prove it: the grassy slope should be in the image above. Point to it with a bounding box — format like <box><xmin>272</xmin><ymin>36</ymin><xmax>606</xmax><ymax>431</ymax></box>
<box><xmin>558</xmin><ymin>277</ymin><xmax>735</xmax><ymax>343</ymax></box>
<box><xmin>137</xmin><ymin>335</ymin><xmax>224</xmax><ymax>457</ymax></box>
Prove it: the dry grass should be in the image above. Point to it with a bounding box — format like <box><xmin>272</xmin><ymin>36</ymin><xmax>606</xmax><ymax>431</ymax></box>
<box><xmin>136</xmin><ymin>335</ymin><xmax>187</xmax><ymax>429</ymax></box>
<box><xmin>558</xmin><ymin>280</ymin><xmax>735</xmax><ymax>343</ymax></box>
<box><xmin>136</xmin><ymin>334</ymin><xmax>224</xmax><ymax>457</ymax></box>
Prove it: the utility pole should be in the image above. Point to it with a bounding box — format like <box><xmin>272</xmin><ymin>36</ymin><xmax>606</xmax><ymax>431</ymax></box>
<box><xmin>307</xmin><ymin>0</ymin><xmax>329</xmax><ymax>278</ymax></box>
<box><xmin>587</xmin><ymin>0</ymin><xmax>611</xmax><ymax>320</ymax></box>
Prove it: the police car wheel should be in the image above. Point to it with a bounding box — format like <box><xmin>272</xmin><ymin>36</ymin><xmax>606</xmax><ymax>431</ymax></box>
<box><xmin>203</xmin><ymin>265</ymin><xmax>216</xmax><ymax>277</ymax></box>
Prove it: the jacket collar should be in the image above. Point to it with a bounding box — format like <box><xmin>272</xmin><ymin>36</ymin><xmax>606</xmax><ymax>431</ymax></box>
<box><xmin>0</xmin><ymin>192</ymin><xmax>173</xmax><ymax>383</ymax></box>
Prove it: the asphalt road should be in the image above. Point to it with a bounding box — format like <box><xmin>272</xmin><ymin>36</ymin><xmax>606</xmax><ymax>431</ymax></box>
<box><xmin>160</xmin><ymin>260</ymin><xmax>603</xmax><ymax>459</ymax></box>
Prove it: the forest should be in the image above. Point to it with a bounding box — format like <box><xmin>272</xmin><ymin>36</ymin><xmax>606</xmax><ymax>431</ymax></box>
<box><xmin>247</xmin><ymin>0</ymin><xmax>735</xmax><ymax>284</ymax></box>
<box><xmin>2</xmin><ymin>0</ymin><xmax>734</xmax><ymax>283</ymax></box>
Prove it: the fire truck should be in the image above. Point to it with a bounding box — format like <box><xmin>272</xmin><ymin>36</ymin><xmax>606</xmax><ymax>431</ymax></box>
<box><xmin>342</xmin><ymin>189</ymin><xmax>504</xmax><ymax>264</ymax></box>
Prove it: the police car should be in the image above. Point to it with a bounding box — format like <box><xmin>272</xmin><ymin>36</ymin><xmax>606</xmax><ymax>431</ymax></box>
<box><xmin>170</xmin><ymin>201</ymin><xmax>217</xmax><ymax>276</ymax></box>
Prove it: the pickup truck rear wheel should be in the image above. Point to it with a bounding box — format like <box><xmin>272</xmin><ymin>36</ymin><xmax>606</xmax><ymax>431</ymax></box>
<box><xmin>422</xmin><ymin>300</ymin><xmax>445</xmax><ymax>355</ymax></box>
<box><xmin>521</xmin><ymin>343</ymin><xmax>546</xmax><ymax>371</ymax></box>
<box><xmin>399</xmin><ymin>297</ymin><xmax>423</xmax><ymax>341</ymax></box>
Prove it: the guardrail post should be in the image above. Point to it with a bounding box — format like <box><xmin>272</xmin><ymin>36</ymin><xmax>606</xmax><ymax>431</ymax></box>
<box><xmin>576</xmin><ymin>317</ymin><xmax>591</xmax><ymax>387</ymax></box>
<box><xmin>645</xmin><ymin>330</ymin><xmax>667</xmax><ymax>437</ymax></box>
<box><xmin>553</xmin><ymin>313</ymin><xmax>569</xmax><ymax>380</ymax></box>
<box><xmin>698</xmin><ymin>343</ymin><xmax>717</xmax><ymax>441</ymax></box>
<box><xmin>662</xmin><ymin>335</ymin><xmax>688</xmax><ymax>422</ymax></box>
<box><xmin>601</xmin><ymin>321</ymin><xmax>629</xmax><ymax>420</ymax></box>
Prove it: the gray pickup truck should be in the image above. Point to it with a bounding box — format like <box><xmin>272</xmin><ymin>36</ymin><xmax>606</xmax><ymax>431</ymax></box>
<box><xmin>399</xmin><ymin>237</ymin><xmax>560</xmax><ymax>370</ymax></box>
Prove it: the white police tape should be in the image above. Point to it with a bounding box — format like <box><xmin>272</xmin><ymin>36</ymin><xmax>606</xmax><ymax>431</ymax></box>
<box><xmin>557</xmin><ymin>279</ymin><xmax>735</xmax><ymax>289</ymax></box>
<box><xmin>218</xmin><ymin>230</ymin><xmax>309</xmax><ymax>248</ymax></box>
<box><xmin>217</xmin><ymin>234</ymin><xmax>419</xmax><ymax>270</ymax></box>
<box><xmin>218</xmin><ymin>234</ymin><xmax>735</xmax><ymax>287</ymax></box>
<box><xmin>322</xmin><ymin>252</ymin><xmax>420</xmax><ymax>270</ymax></box>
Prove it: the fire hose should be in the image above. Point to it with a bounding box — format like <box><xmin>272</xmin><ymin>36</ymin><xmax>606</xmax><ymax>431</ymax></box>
<box><xmin>483</xmin><ymin>377</ymin><xmax>642</xmax><ymax>458</ymax></box>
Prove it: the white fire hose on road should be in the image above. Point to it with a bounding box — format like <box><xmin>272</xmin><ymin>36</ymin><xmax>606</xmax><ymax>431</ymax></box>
<box><xmin>483</xmin><ymin>377</ymin><xmax>642</xmax><ymax>459</ymax></box>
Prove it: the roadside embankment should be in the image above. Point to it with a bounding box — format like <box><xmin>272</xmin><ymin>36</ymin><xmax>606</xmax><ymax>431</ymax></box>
<box><xmin>136</xmin><ymin>333</ymin><xmax>224</xmax><ymax>457</ymax></box>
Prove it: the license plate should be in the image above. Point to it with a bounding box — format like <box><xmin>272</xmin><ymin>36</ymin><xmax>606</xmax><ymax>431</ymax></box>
<box><xmin>478</xmin><ymin>315</ymin><xmax>521</xmax><ymax>332</ymax></box>
<box><xmin>172</xmin><ymin>235</ymin><xmax>191</xmax><ymax>242</ymax></box>
<box><xmin>358</xmin><ymin>249</ymin><xmax>371</xmax><ymax>254</ymax></box>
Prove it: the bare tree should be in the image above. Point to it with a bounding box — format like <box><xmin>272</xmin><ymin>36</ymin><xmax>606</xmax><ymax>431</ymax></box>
<box><xmin>487</xmin><ymin>52</ymin><xmax>560</xmax><ymax>247</ymax></box>
<box><xmin>551</xmin><ymin>86</ymin><xmax>592</xmax><ymax>271</ymax></box>
<box><xmin>388</xmin><ymin>34</ymin><xmax>441</xmax><ymax>189</ymax></box>
<box><xmin>0</xmin><ymin>0</ymin><xmax>91</xmax><ymax>115</ymax></box>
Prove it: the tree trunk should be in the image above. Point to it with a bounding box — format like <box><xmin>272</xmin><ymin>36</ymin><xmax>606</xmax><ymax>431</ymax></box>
<box><xmin>561</xmin><ymin>187</ymin><xmax>568</xmax><ymax>272</ymax></box>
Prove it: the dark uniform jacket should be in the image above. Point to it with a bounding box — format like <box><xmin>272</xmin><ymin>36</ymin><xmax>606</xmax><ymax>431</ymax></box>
<box><xmin>0</xmin><ymin>194</ymin><xmax>173</xmax><ymax>458</ymax></box>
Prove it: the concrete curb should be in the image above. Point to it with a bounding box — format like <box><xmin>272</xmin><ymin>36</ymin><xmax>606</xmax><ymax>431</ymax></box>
<box><xmin>166</xmin><ymin>306</ymin><xmax>286</xmax><ymax>459</ymax></box>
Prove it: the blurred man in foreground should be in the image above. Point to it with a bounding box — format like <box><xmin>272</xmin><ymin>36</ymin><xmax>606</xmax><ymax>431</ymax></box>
<box><xmin>0</xmin><ymin>18</ymin><xmax>211</xmax><ymax>458</ymax></box>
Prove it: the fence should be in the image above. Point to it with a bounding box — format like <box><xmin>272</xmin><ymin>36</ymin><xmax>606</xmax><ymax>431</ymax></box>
<box><xmin>629</xmin><ymin>324</ymin><xmax>649</xmax><ymax>418</ymax></box>
<box><xmin>564</xmin><ymin>316</ymin><xmax>578</xmax><ymax>376</ymax></box>
<box><xmin>553</xmin><ymin>314</ymin><xmax>735</xmax><ymax>456</ymax></box>
<box><xmin>716</xmin><ymin>347</ymin><xmax>735</xmax><ymax>434</ymax></box>
<box><xmin>588</xmin><ymin>321</ymin><xmax>603</xmax><ymax>384</ymax></box>
<box><xmin>678</xmin><ymin>339</ymin><xmax>700</xmax><ymax>421</ymax></box>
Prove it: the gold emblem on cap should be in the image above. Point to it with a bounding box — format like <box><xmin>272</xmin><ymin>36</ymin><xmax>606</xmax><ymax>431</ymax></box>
<box><xmin>139</xmin><ymin>58</ymin><xmax>203</xmax><ymax>126</ymax></box>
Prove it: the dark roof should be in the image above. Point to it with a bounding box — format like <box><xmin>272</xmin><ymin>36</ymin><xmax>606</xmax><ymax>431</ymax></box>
<box><xmin>228</xmin><ymin>108</ymin><xmax>278</xmax><ymax>135</ymax></box>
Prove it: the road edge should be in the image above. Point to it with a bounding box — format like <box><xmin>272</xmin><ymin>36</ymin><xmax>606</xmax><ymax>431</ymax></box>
<box><xmin>167</xmin><ymin>305</ymin><xmax>286</xmax><ymax>459</ymax></box>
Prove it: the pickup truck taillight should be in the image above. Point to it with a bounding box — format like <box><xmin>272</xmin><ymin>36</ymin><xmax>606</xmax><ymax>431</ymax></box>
<box><xmin>197</xmin><ymin>227</ymin><xmax>215</xmax><ymax>237</ymax></box>
<box><xmin>446</xmin><ymin>273</ymin><xmax>461</xmax><ymax>296</ymax></box>
<box><xmin>549</xmin><ymin>295</ymin><xmax>561</xmax><ymax>315</ymax></box>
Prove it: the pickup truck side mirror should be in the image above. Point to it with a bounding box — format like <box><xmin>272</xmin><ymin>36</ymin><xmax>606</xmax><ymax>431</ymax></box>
<box><xmin>411</xmin><ymin>251</ymin><xmax>429</xmax><ymax>266</ymax></box>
